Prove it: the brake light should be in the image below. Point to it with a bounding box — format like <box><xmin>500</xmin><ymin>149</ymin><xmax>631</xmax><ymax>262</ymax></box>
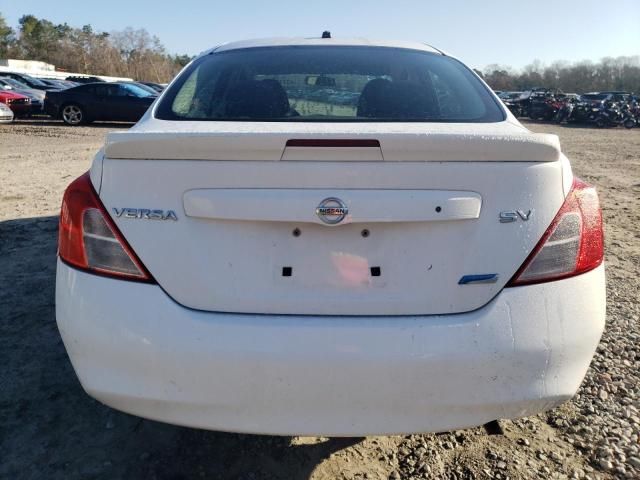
<box><xmin>58</xmin><ymin>172</ymin><xmax>154</xmax><ymax>282</ymax></box>
<box><xmin>507</xmin><ymin>178</ymin><xmax>603</xmax><ymax>286</ymax></box>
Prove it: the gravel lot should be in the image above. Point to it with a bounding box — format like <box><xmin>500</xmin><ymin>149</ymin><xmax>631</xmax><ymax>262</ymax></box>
<box><xmin>1</xmin><ymin>120</ymin><xmax>638</xmax><ymax>480</ymax></box>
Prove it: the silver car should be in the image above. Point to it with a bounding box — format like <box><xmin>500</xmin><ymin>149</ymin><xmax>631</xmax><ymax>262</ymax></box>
<box><xmin>0</xmin><ymin>77</ymin><xmax>46</xmax><ymax>113</ymax></box>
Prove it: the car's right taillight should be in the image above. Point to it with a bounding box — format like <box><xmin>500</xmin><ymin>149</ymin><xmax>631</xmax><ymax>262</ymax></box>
<box><xmin>58</xmin><ymin>172</ymin><xmax>155</xmax><ymax>283</ymax></box>
<box><xmin>507</xmin><ymin>178</ymin><xmax>604</xmax><ymax>286</ymax></box>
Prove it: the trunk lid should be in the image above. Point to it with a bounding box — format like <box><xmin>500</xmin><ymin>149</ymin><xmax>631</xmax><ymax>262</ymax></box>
<box><xmin>98</xmin><ymin>121</ymin><xmax>566</xmax><ymax>315</ymax></box>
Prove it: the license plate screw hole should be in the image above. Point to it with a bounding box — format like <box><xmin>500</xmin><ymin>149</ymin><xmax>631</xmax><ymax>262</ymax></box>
<box><xmin>361</xmin><ymin>229</ymin><xmax>370</xmax><ymax>238</ymax></box>
<box><xmin>292</xmin><ymin>228</ymin><xmax>301</xmax><ymax>237</ymax></box>
<box><xmin>370</xmin><ymin>266</ymin><xmax>381</xmax><ymax>277</ymax></box>
<box><xmin>282</xmin><ymin>267</ymin><xmax>292</xmax><ymax>277</ymax></box>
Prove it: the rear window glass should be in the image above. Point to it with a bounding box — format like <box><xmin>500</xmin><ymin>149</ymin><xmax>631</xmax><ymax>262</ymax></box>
<box><xmin>156</xmin><ymin>46</ymin><xmax>504</xmax><ymax>122</ymax></box>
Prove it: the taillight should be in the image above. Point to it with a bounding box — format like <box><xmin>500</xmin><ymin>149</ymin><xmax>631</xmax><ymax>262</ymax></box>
<box><xmin>507</xmin><ymin>178</ymin><xmax>603</xmax><ymax>286</ymax></box>
<box><xmin>58</xmin><ymin>172</ymin><xmax>154</xmax><ymax>282</ymax></box>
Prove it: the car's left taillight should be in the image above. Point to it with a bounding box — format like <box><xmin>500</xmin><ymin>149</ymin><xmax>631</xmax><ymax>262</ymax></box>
<box><xmin>58</xmin><ymin>172</ymin><xmax>155</xmax><ymax>282</ymax></box>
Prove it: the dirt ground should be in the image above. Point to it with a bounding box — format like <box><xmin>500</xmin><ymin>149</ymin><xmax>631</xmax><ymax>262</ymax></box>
<box><xmin>1</xmin><ymin>119</ymin><xmax>638</xmax><ymax>480</ymax></box>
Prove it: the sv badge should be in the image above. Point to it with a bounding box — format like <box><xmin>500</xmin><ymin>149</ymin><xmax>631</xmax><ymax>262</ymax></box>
<box><xmin>499</xmin><ymin>210</ymin><xmax>532</xmax><ymax>223</ymax></box>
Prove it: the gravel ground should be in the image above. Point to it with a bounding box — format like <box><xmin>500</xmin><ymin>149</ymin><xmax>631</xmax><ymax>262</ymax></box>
<box><xmin>0</xmin><ymin>119</ymin><xmax>638</xmax><ymax>480</ymax></box>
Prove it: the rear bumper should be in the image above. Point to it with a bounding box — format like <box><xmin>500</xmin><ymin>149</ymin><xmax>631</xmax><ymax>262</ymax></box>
<box><xmin>56</xmin><ymin>260</ymin><xmax>605</xmax><ymax>436</ymax></box>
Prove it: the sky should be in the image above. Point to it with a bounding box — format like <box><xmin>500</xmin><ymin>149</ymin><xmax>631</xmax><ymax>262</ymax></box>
<box><xmin>1</xmin><ymin>0</ymin><xmax>639</xmax><ymax>70</ymax></box>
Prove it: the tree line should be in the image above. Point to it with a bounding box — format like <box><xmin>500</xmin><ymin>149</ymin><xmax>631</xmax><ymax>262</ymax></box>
<box><xmin>0</xmin><ymin>13</ymin><xmax>191</xmax><ymax>82</ymax></box>
<box><xmin>479</xmin><ymin>56</ymin><xmax>640</xmax><ymax>94</ymax></box>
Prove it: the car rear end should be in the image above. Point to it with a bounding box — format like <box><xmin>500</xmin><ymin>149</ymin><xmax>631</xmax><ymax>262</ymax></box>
<box><xmin>55</xmin><ymin>40</ymin><xmax>605</xmax><ymax>436</ymax></box>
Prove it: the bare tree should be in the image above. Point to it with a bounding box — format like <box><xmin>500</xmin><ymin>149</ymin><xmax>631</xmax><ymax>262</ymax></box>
<box><xmin>5</xmin><ymin>14</ymin><xmax>190</xmax><ymax>82</ymax></box>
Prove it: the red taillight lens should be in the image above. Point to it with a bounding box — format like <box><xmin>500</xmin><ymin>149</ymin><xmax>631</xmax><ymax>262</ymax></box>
<box><xmin>58</xmin><ymin>172</ymin><xmax>154</xmax><ymax>282</ymax></box>
<box><xmin>507</xmin><ymin>178</ymin><xmax>604</xmax><ymax>286</ymax></box>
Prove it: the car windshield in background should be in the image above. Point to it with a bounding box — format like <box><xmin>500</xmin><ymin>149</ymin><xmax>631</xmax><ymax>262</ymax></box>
<box><xmin>156</xmin><ymin>46</ymin><xmax>504</xmax><ymax>122</ymax></box>
<box><xmin>1</xmin><ymin>77</ymin><xmax>30</xmax><ymax>89</ymax></box>
<box><xmin>24</xmin><ymin>75</ymin><xmax>48</xmax><ymax>87</ymax></box>
<box><xmin>122</xmin><ymin>83</ymin><xmax>156</xmax><ymax>98</ymax></box>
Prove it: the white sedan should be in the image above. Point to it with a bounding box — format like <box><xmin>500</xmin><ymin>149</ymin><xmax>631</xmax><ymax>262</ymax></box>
<box><xmin>0</xmin><ymin>101</ymin><xmax>13</xmax><ymax>123</ymax></box>
<box><xmin>55</xmin><ymin>36</ymin><xmax>605</xmax><ymax>436</ymax></box>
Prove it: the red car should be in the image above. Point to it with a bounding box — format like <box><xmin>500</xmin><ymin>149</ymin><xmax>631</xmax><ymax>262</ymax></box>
<box><xmin>0</xmin><ymin>90</ymin><xmax>31</xmax><ymax>117</ymax></box>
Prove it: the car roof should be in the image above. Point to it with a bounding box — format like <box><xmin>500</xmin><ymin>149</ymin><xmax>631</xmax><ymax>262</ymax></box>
<box><xmin>205</xmin><ymin>37</ymin><xmax>443</xmax><ymax>55</ymax></box>
<box><xmin>76</xmin><ymin>81</ymin><xmax>123</xmax><ymax>86</ymax></box>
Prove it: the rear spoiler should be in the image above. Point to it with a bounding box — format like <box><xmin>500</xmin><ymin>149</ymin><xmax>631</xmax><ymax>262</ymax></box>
<box><xmin>105</xmin><ymin>126</ymin><xmax>561</xmax><ymax>162</ymax></box>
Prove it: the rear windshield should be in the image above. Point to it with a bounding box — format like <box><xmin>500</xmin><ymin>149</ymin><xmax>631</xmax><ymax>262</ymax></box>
<box><xmin>156</xmin><ymin>46</ymin><xmax>504</xmax><ymax>122</ymax></box>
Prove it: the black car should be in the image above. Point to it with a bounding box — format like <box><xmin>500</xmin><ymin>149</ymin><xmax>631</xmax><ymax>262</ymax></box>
<box><xmin>44</xmin><ymin>82</ymin><xmax>157</xmax><ymax>125</ymax></box>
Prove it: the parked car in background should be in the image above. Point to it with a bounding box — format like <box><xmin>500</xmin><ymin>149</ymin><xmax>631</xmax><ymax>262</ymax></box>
<box><xmin>529</xmin><ymin>88</ymin><xmax>564</xmax><ymax>120</ymax></box>
<box><xmin>123</xmin><ymin>81</ymin><xmax>160</xmax><ymax>95</ymax></box>
<box><xmin>45</xmin><ymin>82</ymin><xmax>157</xmax><ymax>125</ymax></box>
<box><xmin>498</xmin><ymin>91</ymin><xmax>524</xmax><ymax>116</ymax></box>
<box><xmin>572</xmin><ymin>93</ymin><xmax>612</xmax><ymax>123</ymax></box>
<box><xmin>66</xmin><ymin>75</ymin><xmax>105</xmax><ymax>84</ymax></box>
<box><xmin>580</xmin><ymin>92</ymin><xmax>614</xmax><ymax>106</ymax></box>
<box><xmin>56</xmin><ymin>37</ymin><xmax>605</xmax><ymax>436</ymax></box>
<box><xmin>593</xmin><ymin>100</ymin><xmax>627</xmax><ymax>128</ymax></box>
<box><xmin>0</xmin><ymin>77</ymin><xmax>46</xmax><ymax>113</ymax></box>
<box><xmin>0</xmin><ymin>89</ymin><xmax>31</xmax><ymax>117</ymax></box>
<box><xmin>498</xmin><ymin>91</ymin><xmax>522</xmax><ymax>100</ymax></box>
<box><xmin>41</xmin><ymin>78</ymin><xmax>78</xmax><ymax>89</ymax></box>
<box><xmin>0</xmin><ymin>101</ymin><xmax>14</xmax><ymax>123</ymax></box>
<box><xmin>507</xmin><ymin>87</ymin><xmax>543</xmax><ymax>117</ymax></box>
<box><xmin>0</xmin><ymin>72</ymin><xmax>61</xmax><ymax>91</ymax></box>
<box><xmin>139</xmin><ymin>81</ymin><xmax>165</xmax><ymax>93</ymax></box>
<box><xmin>598</xmin><ymin>91</ymin><xmax>632</xmax><ymax>103</ymax></box>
